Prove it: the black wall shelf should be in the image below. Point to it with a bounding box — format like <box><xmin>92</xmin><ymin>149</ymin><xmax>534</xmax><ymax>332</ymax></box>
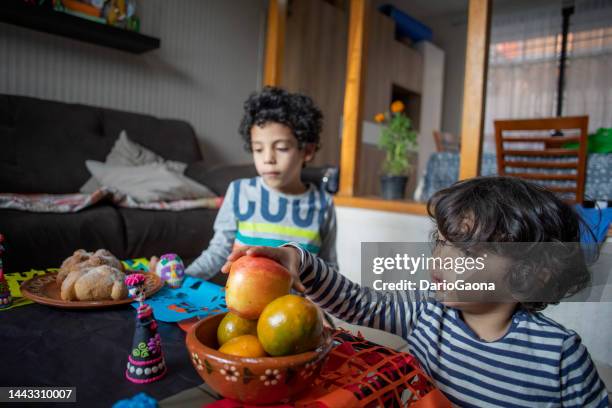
<box><xmin>0</xmin><ymin>0</ymin><xmax>160</xmax><ymax>54</ymax></box>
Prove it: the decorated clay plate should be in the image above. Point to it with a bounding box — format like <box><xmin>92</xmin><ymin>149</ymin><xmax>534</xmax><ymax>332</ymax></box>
<box><xmin>20</xmin><ymin>272</ymin><xmax>163</xmax><ymax>309</ymax></box>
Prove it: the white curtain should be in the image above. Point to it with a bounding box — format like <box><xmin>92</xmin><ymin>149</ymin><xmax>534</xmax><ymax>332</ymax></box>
<box><xmin>483</xmin><ymin>2</ymin><xmax>562</xmax><ymax>152</ymax></box>
<box><xmin>564</xmin><ymin>0</ymin><xmax>612</xmax><ymax>131</ymax></box>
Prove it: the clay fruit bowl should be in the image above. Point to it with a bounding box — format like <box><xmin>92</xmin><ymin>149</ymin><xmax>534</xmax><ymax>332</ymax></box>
<box><xmin>186</xmin><ymin>312</ymin><xmax>333</xmax><ymax>405</ymax></box>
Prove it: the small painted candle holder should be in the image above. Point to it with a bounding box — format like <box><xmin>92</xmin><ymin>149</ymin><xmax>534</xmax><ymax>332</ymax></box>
<box><xmin>155</xmin><ymin>253</ymin><xmax>185</xmax><ymax>288</ymax></box>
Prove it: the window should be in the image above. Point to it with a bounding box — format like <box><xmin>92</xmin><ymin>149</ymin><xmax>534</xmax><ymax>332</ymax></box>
<box><xmin>483</xmin><ymin>0</ymin><xmax>612</xmax><ymax>153</ymax></box>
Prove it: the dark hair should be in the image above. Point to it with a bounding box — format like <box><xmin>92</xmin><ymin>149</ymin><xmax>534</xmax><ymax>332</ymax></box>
<box><xmin>427</xmin><ymin>176</ymin><xmax>594</xmax><ymax>312</ymax></box>
<box><xmin>238</xmin><ymin>86</ymin><xmax>323</xmax><ymax>151</ymax></box>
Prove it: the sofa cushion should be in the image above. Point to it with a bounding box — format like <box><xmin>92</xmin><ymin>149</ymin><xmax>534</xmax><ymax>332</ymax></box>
<box><xmin>86</xmin><ymin>161</ymin><xmax>216</xmax><ymax>202</ymax></box>
<box><xmin>0</xmin><ymin>206</ymin><xmax>126</xmax><ymax>272</ymax></box>
<box><xmin>0</xmin><ymin>94</ymin><xmax>202</xmax><ymax>193</ymax></box>
<box><xmin>103</xmin><ymin>109</ymin><xmax>201</xmax><ymax>164</ymax></box>
<box><xmin>118</xmin><ymin>208</ymin><xmax>217</xmax><ymax>262</ymax></box>
<box><xmin>81</xmin><ymin>131</ymin><xmax>188</xmax><ymax>193</ymax></box>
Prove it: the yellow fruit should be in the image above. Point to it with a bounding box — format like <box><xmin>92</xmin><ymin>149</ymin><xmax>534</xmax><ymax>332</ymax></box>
<box><xmin>257</xmin><ymin>295</ymin><xmax>323</xmax><ymax>356</ymax></box>
<box><xmin>217</xmin><ymin>312</ymin><xmax>258</xmax><ymax>346</ymax></box>
<box><xmin>218</xmin><ymin>335</ymin><xmax>267</xmax><ymax>358</ymax></box>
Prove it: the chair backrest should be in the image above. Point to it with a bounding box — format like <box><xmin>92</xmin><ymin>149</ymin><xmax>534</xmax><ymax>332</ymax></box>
<box><xmin>433</xmin><ymin>130</ymin><xmax>460</xmax><ymax>152</ymax></box>
<box><xmin>494</xmin><ymin>116</ymin><xmax>589</xmax><ymax>203</ymax></box>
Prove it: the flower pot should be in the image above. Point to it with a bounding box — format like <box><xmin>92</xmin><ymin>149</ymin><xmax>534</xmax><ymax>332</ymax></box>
<box><xmin>380</xmin><ymin>175</ymin><xmax>408</xmax><ymax>200</ymax></box>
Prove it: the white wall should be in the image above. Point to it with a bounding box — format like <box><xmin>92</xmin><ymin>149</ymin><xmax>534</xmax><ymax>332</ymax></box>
<box><xmin>335</xmin><ymin>206</ymin><xmax>434</xmax><ymax>283</ymax></box>
<box><xmin>544</xmin><ymin>303</ymin><xmax>612</xmax><ymax>367</ymax></box>
<box><xmin>0</xmin><ymin>0</ymin><xmax>267</xmax><ymax>166</ymax></box>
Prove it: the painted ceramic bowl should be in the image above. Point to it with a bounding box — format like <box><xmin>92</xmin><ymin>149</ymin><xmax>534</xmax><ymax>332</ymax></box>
<box><xmin>186</xmin><ymin>312</ymin><xmax>333</xmax><ymax>405</ymax></box>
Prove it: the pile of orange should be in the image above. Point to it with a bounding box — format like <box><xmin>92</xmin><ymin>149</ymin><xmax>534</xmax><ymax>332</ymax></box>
<box><xmin>218</xmin><ymin>294</ymin><xmax>323</xmax><ymax>358</ymax></box>
<box><xmin>217</xmin><ymin>255</ymin><xmax>323</xmax><ymax>358</ymax></box>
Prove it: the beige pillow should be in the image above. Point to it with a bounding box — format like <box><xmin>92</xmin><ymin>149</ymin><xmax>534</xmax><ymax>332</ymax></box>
<box><xmin>80</xmin><ymin>131</ymin><xmax>187</xmax><ymax>193</ymax></box>
<box><xmin>85</xmin><ymin>161</ymin><xmax>215</xmax><ymax>203</ymax></box>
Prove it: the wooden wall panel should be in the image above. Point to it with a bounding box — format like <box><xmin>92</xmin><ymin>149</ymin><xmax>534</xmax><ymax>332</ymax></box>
<box><xmin>359</xmin><ymin>5</ymin><xmax>423</xmax><ymax>198</ymax></box>
<box><xmin>393</xmin><ymin>45</ymin><xmax>422</xmax><ymax>94</ymax></box>
<box><xmin>362</xmin><ymin>10</ymin><xmax>423</xmax><ymax>121</ymax></box>
<box><xmin>362</xmin><ymin>10</ymin><xmax>394</xmax><ymax>121</ymax></box>
<box><xmin>282</xmin><ymin>0</ymin><xmax>348</xmax><ymax>167</ymax></box>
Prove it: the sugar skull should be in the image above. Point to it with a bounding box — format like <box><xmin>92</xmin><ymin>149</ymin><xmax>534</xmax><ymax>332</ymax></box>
<box><xmin>155</xmin><ymin>254</ymin><xmax>185</xmax><ymax>288</ymax></box>
<box><xmin>125</xmin><ymin>273</ymin><xmax>147</xmax><ymax>303</ymax></box>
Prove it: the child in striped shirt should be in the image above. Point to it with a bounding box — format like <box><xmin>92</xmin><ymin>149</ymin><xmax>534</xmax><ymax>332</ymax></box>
<box><xmin>175</xmin><ymin>87</ymin><xmax>336</xmax><ymax>279</ymax></box>
<box><xmin>223</xmin><ymin>177</ymin><xmax>609</xmax><ymax>407</ymax></box>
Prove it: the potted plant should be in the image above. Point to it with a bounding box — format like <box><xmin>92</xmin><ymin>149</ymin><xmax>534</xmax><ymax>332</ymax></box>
<box><xmin>374</xmin><ymin>101</ymin><xmax>418</xmax><ymax>200</ymax></box>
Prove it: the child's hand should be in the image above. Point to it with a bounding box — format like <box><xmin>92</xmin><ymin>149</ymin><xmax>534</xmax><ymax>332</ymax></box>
<box><xmin>222</xmin><ymin>246</ymin><xmax>305</xmax><ymax>292</ymax></box>
<box><xmin>148</xmin><ymin>256</ymin><xmax>159</xmax><ymax>273</ymax></box>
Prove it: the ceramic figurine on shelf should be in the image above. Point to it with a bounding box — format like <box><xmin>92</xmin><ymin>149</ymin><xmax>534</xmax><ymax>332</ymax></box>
<box><xmin>0</xmin><ymin>234</ymin><xmax>11</xmax><ymax>309</ymax></box>
<box><xmin>125</xmin><ymin>273</ymin><xmax>167</xmax><ymax>384</ymax></box>
<box><xmin>155</xmin><ymin>254</ymin><xmax>185</xmax><ymax>289</ymax></box>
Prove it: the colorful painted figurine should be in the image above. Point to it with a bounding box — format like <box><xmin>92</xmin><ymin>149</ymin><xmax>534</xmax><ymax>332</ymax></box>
<box><xmin>125</xmin><ymin>273</ymin><xmax>167</xmax><ymax>384</ymax></box>
<box><xmin>155</xmin><ymin>254</ymin><xmax>185</xmax><ymax>288</ymax></box>
<box><xmin>0</xmin><ymin>234</ymin><xmax>11</xmax><ymax>309</ymax></box>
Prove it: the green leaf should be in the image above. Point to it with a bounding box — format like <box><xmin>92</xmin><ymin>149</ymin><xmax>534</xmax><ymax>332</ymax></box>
<box><xmin>377</xmin><ymin>112</ymin><xmax>418</xmax><ymax>175</ymax></box>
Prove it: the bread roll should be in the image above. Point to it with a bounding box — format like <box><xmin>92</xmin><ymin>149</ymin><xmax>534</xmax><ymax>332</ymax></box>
<box><xmin>60</xmin><ymin>268</ymin><xmax>89</xmax><ymax>301</ymax></box>
<box><xmin>92</xmin><ymin>249</ymin><xmax>124</xmax><ymax>272</ymax></box>
<box><xmin>73</xmin><ymin>265</ymin><xmax>124</xmax><ymax>301</ymax></box>
<box><xmin>58</xmin><ymin>249</ymin><xmax>128</xmax><ymax>301</ymax></box>
<box><xmin>57</xmin><ymin>249</ymin><xmax>92</xmax><ymax>286</ymax></box>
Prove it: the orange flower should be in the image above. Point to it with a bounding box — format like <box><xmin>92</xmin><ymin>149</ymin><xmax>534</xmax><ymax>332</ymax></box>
<box><xmin>390</xmin><ymin>100</ymin><xmax>405</xmax><ymax>113</ymax></box>
<box><xmin>374</xmin><ymin>113</ymin><xmax>385</xmax><ymax>123</ymax></box>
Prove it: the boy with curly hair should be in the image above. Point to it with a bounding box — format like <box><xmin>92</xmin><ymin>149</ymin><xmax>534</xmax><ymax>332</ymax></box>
<box><xmin>179</xmin><ymin>86</ymin><xmax>336</xmax><ymax>279</ymax></box>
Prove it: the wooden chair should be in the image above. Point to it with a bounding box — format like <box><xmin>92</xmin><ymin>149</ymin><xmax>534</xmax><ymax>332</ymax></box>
<box><xmin>433</xmin><ymin>130</ymin><xmax>460</xmax><ymax>152</ymax></box>
<box><xmin>494</xmin><ymin>116</ymin><xmax>589</xmax><ymax>203</ymax></box>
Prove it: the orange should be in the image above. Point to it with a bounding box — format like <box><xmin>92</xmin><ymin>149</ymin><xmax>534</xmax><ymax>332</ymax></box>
<box><xmin>218</xmin><ymin>335</ymin><xmax>267</xmax><ymax>357</ymax></box>
<box><xmin>257</xmin><ymin>295</ymin><xmax>323</xmax><ymax>356</ymax></box>
<box><xmin>217</xmin><ymin>312</ymin><xmax>258</xmax><ymax>346</ymax></box>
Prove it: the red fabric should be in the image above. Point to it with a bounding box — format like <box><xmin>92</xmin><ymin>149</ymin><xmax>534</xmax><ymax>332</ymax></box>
<box><xmin>205</xmin><ymin>330</ymin><xmax>451</xmax><ymax>408</ymax></box>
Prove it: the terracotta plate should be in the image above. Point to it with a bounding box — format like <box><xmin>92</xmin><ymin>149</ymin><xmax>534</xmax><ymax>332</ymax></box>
<box><xmin>20</xmin><ymin>272</ymin><xmax>163</xmax><ymax>309</ymax></box>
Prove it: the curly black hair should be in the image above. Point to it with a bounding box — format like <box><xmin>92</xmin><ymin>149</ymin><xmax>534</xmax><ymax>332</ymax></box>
<box><xmin>427</xmin><ymin>176</ymin><xmax>596</xmax><ymax>312</ymax></box>
<box><xmin>238</xmin><ymin>86</ymin><xmax>323</xmax><ymax>151</ymax></box>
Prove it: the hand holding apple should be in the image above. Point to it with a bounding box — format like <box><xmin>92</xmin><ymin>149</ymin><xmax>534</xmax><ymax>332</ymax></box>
<box><xmin>225</xmin><ymin>254</ymin><xmax>293</xmax><ymax>320</ymax></box>
<box><xmin>222</xmin><ymin>246</ymin><xmax>304</xmax><ymax>292</ymax></box>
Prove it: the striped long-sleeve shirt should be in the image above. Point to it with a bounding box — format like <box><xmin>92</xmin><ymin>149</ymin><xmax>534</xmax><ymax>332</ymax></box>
<box><xmin>297</xmin><ymin>249</ymin><xmax>609</xmax><ymax>407</ymax></box>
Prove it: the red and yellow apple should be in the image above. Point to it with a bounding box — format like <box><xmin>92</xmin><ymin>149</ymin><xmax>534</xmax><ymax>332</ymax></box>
<box><xmin>225</xmin><ymin>255</ymin><xmax>292</xmax><ymax>320</ymax></box>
